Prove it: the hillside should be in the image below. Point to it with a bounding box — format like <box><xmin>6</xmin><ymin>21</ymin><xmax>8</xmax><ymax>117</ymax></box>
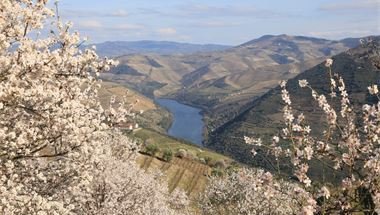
<box><xmin>208</xmin><ymin>38</ymin><xmax>380</xmax><ymax>176</ymax></box>
<box><xmin>179</xmin><ymin>35</ymin><xmax>357</xmax><ymax>131</ymax></box>
<box><xmin>91</xmin><ymin>41</ymin><xmax>231</xmax><ymax>57</ymax></box>
<box><xmin>137</xmin><ymin>155</ymin><xmax>211</xmax><ymax>197</ymax></box>
<box><xmin>98</xmin><ymin>81</ymin><xmax>172</xmax><ymax>132</ymax></box>
<box><xmin>102</xmin><ymin>35</ymin><xmax>361</xmax><ymax>134</ymax></box>
<box><xmin>131</xmin><ymin>128</ymin><xmax>234</xmax><ymax>197</ymax></box>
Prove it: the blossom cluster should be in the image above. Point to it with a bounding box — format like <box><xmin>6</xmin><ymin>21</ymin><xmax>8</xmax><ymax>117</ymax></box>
<box><xmin>199</xmin><ymin>168</ymin><xmax>316</xmax><ymax>215</ymax></box>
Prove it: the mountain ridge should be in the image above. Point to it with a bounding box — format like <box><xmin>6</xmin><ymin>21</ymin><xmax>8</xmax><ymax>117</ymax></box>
<box><xmin>207</xmin><ymin>37</ymin><xmax>380</xmax><ymax>172</ymax></box>
<box><xmin>90</xmin><ymin>40</ymin><xmax>231</xmax><ymax>57</ymax></box>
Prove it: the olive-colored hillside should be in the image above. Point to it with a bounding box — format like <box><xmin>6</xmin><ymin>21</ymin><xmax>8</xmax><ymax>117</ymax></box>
<box><xmin>98</xmin><ymin>81</ymin><xmax>171</xmax><ymax>132</ymax></box>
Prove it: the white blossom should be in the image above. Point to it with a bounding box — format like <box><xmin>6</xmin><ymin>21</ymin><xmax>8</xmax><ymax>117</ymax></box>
<box><xmin>325</xmin><ymin>58</ymin><xmax>333</xmax><ymax>67</ymax></box>
<box><xmin>299</xmin><ymin>79</ymin><xmax>308</xmax><ymax>88</ymax></box>
<box><xmin>368</xmin><ymin>85</ymin><xmax>379</xmax><ymax>95</ymax></box>
<box><xmin>199</xmin><ymin>168</ymin><xmax>313</xmax><ymax>215</ymax></box>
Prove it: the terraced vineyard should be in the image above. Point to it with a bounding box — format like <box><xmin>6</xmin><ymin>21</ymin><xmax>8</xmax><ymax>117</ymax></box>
<box><xmin>137</xmin><ymin>155</ymin><xmax>211</xmax><ymax>197</ymax></box>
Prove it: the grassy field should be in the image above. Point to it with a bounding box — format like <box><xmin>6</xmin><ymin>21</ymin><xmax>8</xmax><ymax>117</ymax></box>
<box><xmin>131</xmin><ymin>128</ymin><xmax>231</xmax><ymax>163</ymax></box>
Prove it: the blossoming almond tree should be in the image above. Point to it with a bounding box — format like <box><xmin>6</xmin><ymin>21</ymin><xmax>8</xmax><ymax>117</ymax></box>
<box><xmin>245</xmin><ymin>40</ymin><xmax>380</xmax><ymax>214</ymax></box>
<box><xmin>199</xmin><ymin>168</ymin><xmax>314</xmax><ymax>215</ymax></box>
<box><xmin>0</xmin><ymin>1</ymin><xmax>188</xmax><ymax>214</ymax></box>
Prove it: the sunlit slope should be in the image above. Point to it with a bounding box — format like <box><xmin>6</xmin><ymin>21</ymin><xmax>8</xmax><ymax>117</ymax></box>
<box><xmin>132</xmin><ymin>128</ymin><xmax>233</xmax><ymax>197</ymax></box>
<box><xmin>98</xmin><ymin>81</ymin><xmax>171</xmax><ymax>132</ymax></box>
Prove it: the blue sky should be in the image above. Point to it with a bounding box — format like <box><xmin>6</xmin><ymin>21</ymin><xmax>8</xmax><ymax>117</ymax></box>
<box><xmin>56</xmin><ymin>0</ymin><xmax>380</xmax><ymax>45</ymax></box>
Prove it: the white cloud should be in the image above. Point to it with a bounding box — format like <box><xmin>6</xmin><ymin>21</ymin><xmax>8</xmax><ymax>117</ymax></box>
<box><xmin>308</xmin><ymin>29</ymin><xmax>376</xmax><ymax>39</ymax></box>
<box><xmin>138</xmin><ymin>3</ymin><xmax>286</xmax><ymax>19</ymax></box>
<box><xmin>157</xmin><ymin>27</ymin><xmax>177</xmax><ymax>36</ymax></box>
<box><xmin>62</xmin><ymin>9</ymin><xmax>129</xmax><ymax>18</ymax></box>
<box><xmin>109</xmin><ymin>10</ymin><xmax>129</xmax><ymax>17</ymax></box>
<box><xmin>76</xmin><ymin>20</ymin><xmax>103</xmax><ymax>29</ymax></box>
<box><xmin>74</xmin><ymin>20</ymin><xmax>145</xmax><ymax>32</ymax></box>
<box><xmin>184</xmin><ymin>4</ymin><xmax>257</xmax><ymax>15</ymax></box>
<box><xmin>113</xmin><ymin>24</ymin><xmax>144</xmax><ymax>31</ymax></box>
<box><xmin>190</xmin><ymin>21</ymin><xmax>240</xmax><ymax>28</ymax></box>
<box><xmin>319</xmin><ymin>0</ymin><xmax>380</xmax><ymax>12</ymax></box>
<box><xmin>177</xmin><ymin>4</ymin><xmax>285</xmax><ymax>19</ymax></box>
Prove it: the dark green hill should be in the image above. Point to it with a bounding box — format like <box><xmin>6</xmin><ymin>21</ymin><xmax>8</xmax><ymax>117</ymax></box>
<box><xmin>208</xmin><ymin>37</ymin><xmax>380</xmax><ymax>175</ymax></box>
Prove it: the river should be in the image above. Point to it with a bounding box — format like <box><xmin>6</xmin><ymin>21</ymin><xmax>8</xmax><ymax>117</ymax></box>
<box><xmin>155</xmin><ymin>98</ymin><xmax>204</xmax><ymax>146</ymax></box>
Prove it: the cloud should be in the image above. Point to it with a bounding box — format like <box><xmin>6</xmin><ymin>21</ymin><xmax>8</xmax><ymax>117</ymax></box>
<box><xmin>319</xmin><ymin>0</ymin><xmax>379</xmax><ymax>12</ymax></box>
<box><xmin>157</xmin><ymin>27</ymin><xmax>177</xmax><ymax>36</ymax></box>
<box><xmin>137</xmin><ymin>4</ymin><xmax>288</xmax><ymax>19</ymax></box>
<box><xmin>75</xmin><ymin>20</ymin><xmax>145</xmax><ymax>32</ymax></box>
<box><xmin>308</xmin><ymin>29</ymin><xmax>377</xmax><ymax>39</ymax></box>
<box><xmin>109</xmin><ymin>10</ymin><xmax>129</xmax><ymax>17</ymax></box>
<box><xmin>188</xmin><ymin>21</ymin><xmax>241</xmax><ymax>28</ymax></box>
<box><xmin>177</xmin><ymin>4</ymin><xmax>285</xmax><ymax>19</ymax></box>
<box><xmin>112</xmin><ymin>24</ymin><xmax>145</xmax><ymax>31</ymax></box>
<box><xmin>76</xmin><ymin>20</ymin><xmax>103</xmax><ymax>29</ymax></box>
<box><xmin>62</xmin><ymin>9</ymin><xmax>129</xmax><ymax>18</ymax></box>
<box><xmin>137</xmin><ymin>8</ymin><xmax>163</xmax><ymax>16</ymax></box>
<box><xmin>154</xmin><ymin>27</ymin><xmax>191</xmax><ymax>41</ymax></box>
<box><xmin>181</xmin><ymin>4</ymin><xmax>256</xmax><ymax>16</ymax></box>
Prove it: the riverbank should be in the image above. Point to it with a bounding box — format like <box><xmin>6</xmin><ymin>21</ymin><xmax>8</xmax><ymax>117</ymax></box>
<box><xmin>155</xmin><ymin>98</ymin><xmax>204</xmax><ymax>146</ymax></box>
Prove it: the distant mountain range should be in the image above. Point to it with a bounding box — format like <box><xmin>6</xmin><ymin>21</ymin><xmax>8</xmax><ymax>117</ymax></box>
<box><xmin>90</xmin><ymin>41</ymin><xmax>231</xmax><ymax>56</ymax></box>
<box><xmin>101</xmin><ymin>35</ymin><xmax>367</xmax><ymax>131</ymax></box>
<box><xmin>208</xmin><ymin>37</ymin><xmax>380</xmax><ymax>174</ymax></box>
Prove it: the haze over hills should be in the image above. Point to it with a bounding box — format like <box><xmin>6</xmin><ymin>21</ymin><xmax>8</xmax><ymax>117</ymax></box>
<box><xmin>208</xmin><ymin>37</ymin><xmax>380</xmax><ymax>174</ymax></box>
<box><xmin>91</xmin><ymin>41</ymin><xmax>231</xmax><ymax>57</ymax></box>
<box><xmin>101</xmin><ymin>34</ymin><xmax>364</xmax><ymax>134</ymax></box>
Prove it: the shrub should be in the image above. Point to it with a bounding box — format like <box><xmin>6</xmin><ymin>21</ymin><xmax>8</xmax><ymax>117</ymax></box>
<box><xmin>162</xmin><ymin>149</ymin><xmax>173</xmax><ymax>162</ymax></box>
<box><xmin>145</xmin><ymin>144</ymin><xmax>159</xmax><ymax>156</ymax></box>
<box><xmin>175</xmin><ymin>149</ymin><xmax>187</xmax><ymax>158</ymax></box>
<box><xmin>213</xmin><ymin>159</ymin><xmax>227</xmax><ymax>169</ymax></box>
<box><xmin>210</xmin><ymin>168</ymin><xmax>224</xmax><ymax>177</ymax></box>
<box><xmin>199</xmin><ymin>158</ymin><xmax>206</xmax><ymax>164</ymax></box>
<box><xmin>185</xmin><ymin>150</ymin><xmax>195</xmax><ymax>160</ymax></box>
<box><xmin>204</xmin><ymin>156</ymin><xmax>212</xmax><ymax>165</ymax></box>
